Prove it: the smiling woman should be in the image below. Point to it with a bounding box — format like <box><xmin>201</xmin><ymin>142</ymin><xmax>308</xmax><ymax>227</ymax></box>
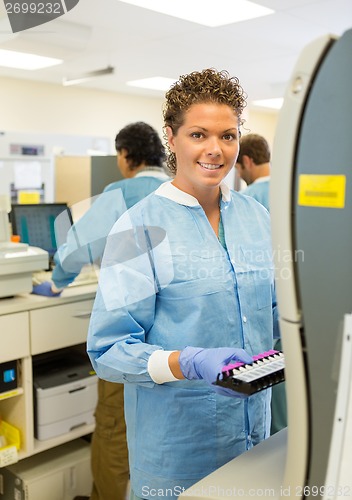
<box><xmin>166</xmin><ymin>102</ymin><xmax>240</xmax><ymax>222</ymax></box>
<box><xmin>87</xmin><ymin>68</ymin><xmax>279</xmax><ymax>500</ymax></box>
<box><xmin>163</xmin><ymin>68</ymin><xmax>246</xmax><ymax>175</ymax></box>
<box><xmin>163</xmin><ymin>69</ymin><xmax>246</xmax><ymax>233</ymax></box>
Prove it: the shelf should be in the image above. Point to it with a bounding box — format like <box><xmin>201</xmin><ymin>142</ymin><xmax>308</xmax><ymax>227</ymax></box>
<box><xmin>32</xmin><ymin>424</ymin><xmax>94</xmax><ymax>456</ymax></box>
<box><xmin>0</xmin><ymin>387</ymin><xmax>24</xmax><ymax>402</ymax></box>
<box><xmin>0</xmin><ymin>290</ymin><xmax>96</xmax><ymax>464</ymax></box>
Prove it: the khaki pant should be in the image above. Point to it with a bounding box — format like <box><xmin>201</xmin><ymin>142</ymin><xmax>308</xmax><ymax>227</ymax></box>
<box><xmin>90</xmin><ymin>379</ymin><xmax>129</xmax><ymax>500</ymax></box>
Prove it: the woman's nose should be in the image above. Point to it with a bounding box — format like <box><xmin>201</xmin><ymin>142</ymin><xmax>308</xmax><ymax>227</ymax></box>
<box><xmin>206</xmin><ymin>137</ymin><xmax>221</xmax><ymax>156</ymax></box>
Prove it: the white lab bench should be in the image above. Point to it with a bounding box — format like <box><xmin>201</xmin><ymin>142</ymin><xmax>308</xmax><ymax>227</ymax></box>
<box><xmin>180</xmin><ymin>429</ymin><xmax>287</xmax><ymax>500</ymax></box>
<box><xmin>0</xmin><ymin>284</ymin><xmax>97</xmax><ymax>461</ymax></box>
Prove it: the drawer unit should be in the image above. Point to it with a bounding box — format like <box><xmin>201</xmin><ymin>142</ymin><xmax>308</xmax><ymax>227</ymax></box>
<box><xmin>30</xmin><ymin>300</ymin><xmax>94</xmax><ymax>355</ymax></box>
<box><xmin>0</xmin><ymin>439</ymin><xmax>92</xmax><ymax>499</ymax></box>
<box><xmin>0</xmin><ymin>290</ymin><xmax>96</xmax><ymax>462</ymax></box>
<box><xmin>0</xmin><ymin>312</ymin><xmax>29</xmax><ymax>363</ymax></box>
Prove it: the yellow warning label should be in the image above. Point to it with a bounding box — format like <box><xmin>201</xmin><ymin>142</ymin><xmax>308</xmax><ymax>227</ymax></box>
<box><xmin>298</xmin><ymin>175</ymin><xmax>346</xmax><ymax>208</ymax></box>
<box><xmin>17</xmin><ymin>191</ymin><xmax>41</xmax><ymax>204</ymax></box>
<box><xmin>0</xmin><ymin>389</ymin><xmax>20</xmax><ymax>401</ymax></box>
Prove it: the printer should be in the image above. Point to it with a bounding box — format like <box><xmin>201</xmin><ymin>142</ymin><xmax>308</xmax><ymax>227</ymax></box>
<box><xmin>33</xmin><ymin>350</ymin><xmax>98</xmax><ymax>441</ymax></box>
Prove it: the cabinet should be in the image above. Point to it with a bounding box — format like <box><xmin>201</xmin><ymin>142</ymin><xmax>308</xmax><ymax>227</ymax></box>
<box><xmin>55</xmin><ymin>156</ymin><xmax>123</xmax><ymax>220</ymax></box>
<box><xmin>0</xmin><ymin>284</ymin><xmax>97</xmax><ymax>462</ymax></box>
<box><xmin>30</xmin><ymin>299</ymin><xmax>95</xmax><ymax>355</ymax></box>
<box><xmin>0</xmin><ymin>439</ymin><xmax>92</xmax><ymax>499</ymax></box>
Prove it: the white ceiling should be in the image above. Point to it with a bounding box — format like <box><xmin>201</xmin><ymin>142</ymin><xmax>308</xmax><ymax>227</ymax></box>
<box><xmin>0</xmin><ymin>0</ymin><xmax>351</xmax><ymax>109</ymax></box>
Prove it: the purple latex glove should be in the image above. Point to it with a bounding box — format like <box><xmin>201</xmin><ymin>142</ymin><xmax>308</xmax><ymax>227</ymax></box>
<box><xmin>32</xmin><ymin>281</ymin><xmax>62</xmax><ymax>297</ymax></box>
<box><xmin>179</xmin><ymin>346</ymin><xmax>252</xmax><ymax>398</ymax></box>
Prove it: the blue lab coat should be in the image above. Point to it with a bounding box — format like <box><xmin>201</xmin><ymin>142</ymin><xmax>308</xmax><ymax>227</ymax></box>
<box><xmin>87</xmin><ymin>181</ymin><xmax>279</xmax><ymax>498</ymax></box>
<box><xmin>242</xmin><ymin>178</ymin><xmax>270</xmax><ymax>212</ymax></box>
<box><xmin>52</xmin><ymin>172</ymin><xmax>169</xmax><ymax>288</ymax></box>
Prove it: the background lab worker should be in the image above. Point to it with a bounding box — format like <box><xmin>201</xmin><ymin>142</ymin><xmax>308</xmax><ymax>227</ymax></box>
<box><xmin>32</xmin><ymin>121</ymin><xmax>169</xmax><ymax>500</ymax></box>
<box><xmin>87</xmin><ymin>68</ymin><xmax>279</xmax><ymax>499</ymax></box>
<box><xmin>235</xmin><ymin>133</ymin><xmax>271</xmax><ymax>212</ymax></box>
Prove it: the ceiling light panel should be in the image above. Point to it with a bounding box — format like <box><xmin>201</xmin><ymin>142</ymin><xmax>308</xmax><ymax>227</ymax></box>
<box><xmin>0</xmin><ymin>49</ymin><xmax>62</xmax><ymax>70</ymax></box>
<box><xmin>119</xmin><ymin>0</ymin><xmax>274</xmax><ymax>27</ymax></box>
<box><xmin>127</xmin><ymin>77</ymin><xmax>176</xmax><ymax>91</ymax></box>
<box><xmin>252</xmin><ymin>98</ymin><xmax>284</xmax><ymax>110</ymax></box>
<box><xmin>63</xmin><ymin>66</ymin><xmax>114</xmax><ymax>86</ymax></box>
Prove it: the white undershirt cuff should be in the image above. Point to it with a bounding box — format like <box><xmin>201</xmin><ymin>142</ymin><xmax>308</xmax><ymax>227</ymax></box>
<box><xmin>148</xmin><ymin>350</ymin><xmax>179</xmax><ymax>384</ymax></box>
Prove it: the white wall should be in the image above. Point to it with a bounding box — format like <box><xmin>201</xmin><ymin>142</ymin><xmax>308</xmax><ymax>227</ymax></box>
<box><xmin>0</xmin><ymin>76</ymin><xmax>278</xmax><ymax>151</ymax></box>
<box><xmin>242</xmin><ymin>108</ymin><xmax>279</xmax><ymax>149</ymax></box>
<box><xmin>0</xmin><ymin>76</ymin><xmax>165</xmax><ymax>153</ymax></box>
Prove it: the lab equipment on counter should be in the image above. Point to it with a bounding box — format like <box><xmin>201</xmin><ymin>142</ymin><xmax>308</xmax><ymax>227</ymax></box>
<box><xmin>0</xmin><ymin>197</ymin><xmax>48</xmax><ymax>298</ymax></box>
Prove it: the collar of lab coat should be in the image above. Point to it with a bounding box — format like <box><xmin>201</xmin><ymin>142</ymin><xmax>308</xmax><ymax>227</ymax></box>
<box><xmin>252</xmin><ymin>175</ymin><xmax>270</xmax><ymax>184</ymax></box>
<box><xmin>155</xmin><ymin>180</ymin><xmax>231</xmax><ymax>207</ymax></box>
<box><xmin>135</xmin><ymin>167</ymin><xmax>170</xmax><ymax>180</ymax></box>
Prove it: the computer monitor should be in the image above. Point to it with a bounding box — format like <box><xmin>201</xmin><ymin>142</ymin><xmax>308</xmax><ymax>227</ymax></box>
<box><xmin>10</xmin><ymin>203</ymin><xmax>72</xmax><ymax>268</ymax></box>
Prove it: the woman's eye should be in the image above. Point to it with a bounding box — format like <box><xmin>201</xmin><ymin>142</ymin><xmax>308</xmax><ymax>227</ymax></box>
<box><xmin>191</xmin><ymin>132</ymin><xmax>203</xmax><ymax>139</ymax></box>
<box><xmin>223</xmin><ymin>134</ymin><xmax>236</xmax><ymax>141</ymax></box>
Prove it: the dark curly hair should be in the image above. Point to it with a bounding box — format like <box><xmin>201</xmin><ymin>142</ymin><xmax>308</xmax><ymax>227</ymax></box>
<box><xmin>115</xmin><ymin>121</ymin><xmax>165</xmax><ymax>170</ymax></box>
<box><xmin>163</xmin><ymin>68</ymin><xmax>247</xmax><ymax>174</ymax></box>
<box><xmin>237</xmin><ymin>133</ymin><xmax>271</xmax><ymax>166</ymax></box>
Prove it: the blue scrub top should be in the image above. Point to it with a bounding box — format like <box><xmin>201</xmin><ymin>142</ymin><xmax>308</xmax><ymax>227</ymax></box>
<box><xmin>87</xmin><ymin>181</ymin><xmax>279</xmax><ymax>498</ymax></box>
<box><xmin>52</xmin><ymin>173</ymin><xmax>169</xmax><ymax>288</ymax></box>
<box><xmin>242</xmin><ymin>179</ymin><xmax>270</xmax><ymax>212</ymax></box>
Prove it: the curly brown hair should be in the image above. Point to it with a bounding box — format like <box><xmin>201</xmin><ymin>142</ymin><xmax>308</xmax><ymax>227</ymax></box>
<box><xmin>237</xmin><ymin>133</ymin><xmax>271</xmax><ymax>166</ymax></box>
<box><xmin>162</xmin><ymin>68</ymin><xmax>247</xmax><ymax>174</ymax></box>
